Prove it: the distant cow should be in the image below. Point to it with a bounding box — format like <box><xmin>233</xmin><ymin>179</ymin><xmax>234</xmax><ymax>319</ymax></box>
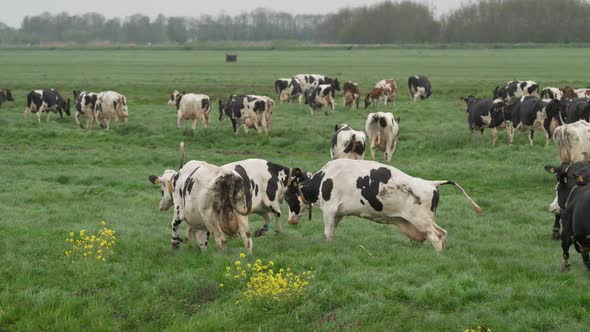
<box><xmin>0</xmin><ymin>88</ymin><xmax>14</xmax><ymax>109</ymax></box>
<box><xmin>168</xmin><ymin>91</ymin><xmax>211</xmax><ymax>130</ymax></box>
<box><xmin>222</xmin><ymin>159</ymin><xmax>304</xmax><ymax>236</ymax></box>
<box><xmin>275</xmin><ymin>78</ymin><xmax>302</xmax><ymax>103</ymax></box>
<box><xmin>540</xmin><ymin>87</ymin><xmax>563</xmax><ymax>100</ymax></box>
<box><xmin>374</xmin><ymin>79</ymin><xmax>397</xmax><ymax>105</ymax></box>
<box><xmin>219</xmin><ymin>95</ymin><xmax>270</xmax><ymax>134</ymax></box>
<box><xmin>493</xmin><ymin>80</ymin><xmax>539</xmax><ymax>101</ymax></box>
<box><xmin>285</xmin><ymin>159</ymin><xmax>482</xmax><ymax>252</ymax></box>
<box><xmin>330</xmin><ymin>123</ymin><xmax>366</xmax><ymax>160</ymax></box>
<box><xmin>293</xmin><ymin>74</ymin><xmax>340</xmax><ymax>93</ymax></box>
<box><xmin>73</xmin><ymin>90</ymin><xmax>98</xmax><ymax>129</ymax></box>
<box><xmin>304</xmin><ymin>84</ymin><xmax>335</xmax><ymax>115</ymax></box>
<box><xmin>574</xmin><ymin>88</ymin><xmax>590</xmax><ymax>98</ymax></box>
<box><xmin>94</xmin><ymin>91</ymin><xmax>128</xmax><ymax>130</ymax></box>
<box><xmin>365</xmin><ymin>112</ymin><xmax>399</xmax><ymax>161</ymax></box>
<box><xmin>149</xmin><ymin>142</ymin><xmax>252</xmax><ymax>253</ymax></box>
<box><xmin>462</xmin><ymin>96</ymin><xmax>506</xmax><ymax>146</ymax></box>
<box><xmin>561</xmin><ymin>86</ymin><xmax>577</xmax><ymax>99</ymax></box>
<box><xmin>245</xmin><ymin>95</ymin><xmax>274</xmax><ymax>135</ymax></box>
<box><xmin>342</xmin><ymin>81</ymin><xmax>360</xmax><ymax>109</ymax></box>
<box><xmin>24</xmin><ymin>89</ymin><xmax>71</xmax><ymax>123</ymax></box>
<box><xmin>364</xmin><ymin>87</ymin><xmax>391</xmax><ymax>108</ymax></box>
<box><xmin>553</xmin><ymin>98</ymin><xmax>590</xmax><ymax>124</ymax></box>
<box><xmin>545</xmin><ymin>161</ymin><xmax>590</xmax><ymax>271</ymax></box>
<box><xmin>502</xmin><ymin>96</ymin><xmax>554</xmax><ymax>146</ymax></box>
<box><xmin>408</xmin><ymin>76</ymin><xmax>432</xmax><ymax>101</ymax></box>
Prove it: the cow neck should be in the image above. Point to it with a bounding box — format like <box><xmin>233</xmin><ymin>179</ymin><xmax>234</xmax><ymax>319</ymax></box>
<box><xmin>296</xmin><ymin>182</ymin><xmax>313</xmax><ymax>221</ymax></box>
<box><xmin>565</xmin><ymin>185</ymin><xmax>579</xmax><ymax>209</ymax></box>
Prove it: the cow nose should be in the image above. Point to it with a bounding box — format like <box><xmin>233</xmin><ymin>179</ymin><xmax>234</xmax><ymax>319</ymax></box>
<box><xmin>288</xmin><ymin>218</ymin><xmax>299</xmax><ymax>225</ymax></box>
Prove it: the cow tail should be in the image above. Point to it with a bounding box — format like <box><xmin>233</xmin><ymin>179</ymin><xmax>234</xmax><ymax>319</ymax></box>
<box><xmin>433</xmin><ymin>181</ymin><xmax>482</xmax><ymax>214</ymax></box>
<box><xmin>274</xmin><ymin>81</ymin><xmax>280</xmax><ymax>95</ymax></box>
<box><xmin>179</xmin><ymin>141</ymin><xmax>185</xmax><ymax>170</ymax></box>
<box><xmin>26</xmin><ymin>93</ymin><xmax>32</xmax><ymax>111</ymax></box>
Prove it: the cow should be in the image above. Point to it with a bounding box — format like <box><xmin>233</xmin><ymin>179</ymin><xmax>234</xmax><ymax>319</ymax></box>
<box><xmin>462</xmin><ymin>96</ymin><xmax>506</xmax><ymax>146</ymax></box>
<box><xmin>149</xmin><ymin>142</ymin><xmax>252</xmax><ymax>253</ymax></box>
<box><xmin>364</xmin><ymin>87</ymin><xmax>392</xmax><ymax>108</ymax></box>
<box><xmin>330</xmin><ymin>124</ymin><xmax>366</xmax><ymax>160</ymax></box>
<box><xmin>545</xmin><ymin>161</ymin><xmax>590</xmax><ymax>271</ymax></box>
<box><xmin>540</xmin><ymin>87</ymin><xmax>563</xmax><ymax>100</ymax></box>
<box><xmin>73</xmin><ymin>90</ymin><xmax>98</xmax><ymax>129</ymax></box>
<box><xmin>245</xmin><ymin>95</ymin><xmax>274</xmax><ymax>135</ymax></box>
<box><xmin>284</xmin><ymin>159</ymin><xmax>482</xmax><ymax>252</ymax></box>
<box><xmin>561</xmin><ymin>86</ymin><xmax>577</xmax><ymax>99</ymax></box>
<box><xmin>493</xmin><ymin>80</ymin><xmax>539</xmax><ymax>101</ymax></box>
<box><xmin>365</xmin><ymin>112</ymin><xmax>399</xmax><ymax>161</ymax></box>
<box><xmin>408</xmin><ymin>75</ymin><xmax>432</xmax><ymax>102</ymax></box>
<box><xmin>502</xmin><ymin>96</ymin><xmax>555</xmax><ymax>146</ymax></box>
<box><xmin>167</xmin><ymin>91</ymin><xmax>211</xmax><ymax>130</ymax></box>
<box><xmin>221</xmin><ymin>159</ymin><xmax>304</xmax><ymax>236</ymax></box>
<box><xmin>24</xmin><ymin>89</ymin><xmax>71</xmax><ymax>123</ymax></box>
<box><xmin>342</xmin><ymin>81</ymin><xmax>360</xmax><ymax>109</ymax></box>
<box><xmin>304</xmin><ymin>84</ymin><xmax>335</xmax><ymax>115</ymax></box>
<box><xmin>275</xmin><ymin>78</ymin><xmax>302</xmax><ymax>103</ymax></box>
<box><xmin>574</xmin><ymin>88</ymin><xmax>590</xmax><ymax>98</ymax></box>
<box><xmin>293</xmin><ymin>74</ymin><xmax>341</xmax><ymax>94</ymax></box>
<box><xmin>0</xmin><ymin>88</ymin><xmax>14</xmax><ymax>109</ymax></box>
<box><xmin>562</xmin><ymin>98</ymin><xmax>590</xmax><ymax>124</ymax></box>
<box><xmin>374</xmin><ymin>79</ymin><xmax>397</xmax><ymax>104</ymax></box>
<box><xmin>94</xmin><ymin>91</ymin><xmax>128</xmax><ymax>130</ymax></box>
<box><xmin>219</xmin><ymin>95</ymin><xmax>269</xmax><ymax>134</ymax></box>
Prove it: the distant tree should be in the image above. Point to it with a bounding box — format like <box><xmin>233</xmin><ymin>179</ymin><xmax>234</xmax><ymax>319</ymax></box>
<box><xmin>167</xmin><ymin>17</ymin><xmax>188</xmax><ymax>43</ymax></box>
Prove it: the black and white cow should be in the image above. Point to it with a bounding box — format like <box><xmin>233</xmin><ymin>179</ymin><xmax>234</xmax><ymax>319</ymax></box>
<box><xmin>365</xmin><ymin>112</ymin><xmax>399</xmax><ymax>161</ymax></box>
<box><xmin>560</xmin><ymin>98</ymin><xmax>590</xmax><ymax>124</ymax></box>
<box><xmin>149</xmin><ymin>142</ymin><xmax>252</xmax><ymax>253</ymax></box>
<box><xmin>545</xmin><ymin>161</ymin><xmax>590</xmax><ymax>271</ymax></box>
<box><xmin>168</xmin><ymin>91</ymin><xmax>211</xmax><ymax>130</ymax></box>
<box><xmin>0</xmin><ymin>88</ymin><xmax>14</xmax><ymax>109</ymax></box>
<box><xmin>293</xmin><ymin>74</ymin><xmax>341</xmax><ymax>94</ymax></box>
<box><xmin>275</xmin><ymin>78</ymin><xmax>302</xmax><ymax>103</ymax></box>
<box><xmin>330</xmin><ymin>124</ymin><xmax>366</xmax><ymax>160</ymax></box>
<box><xmin>285</xmin><ymin>159</ymin><xmax>482</xmax><ymax>252</ymax></box>
<box><xmin>94</xmin><ymin>91</ymin><xmax>128</xmax><ymax>130</ymax></box>
<box><xmin>540</xmin><ymin>87</ymin><xmax>563</xmax><ymax>100</ymax></box>
<box><xmin>222</xmin><ymin>159</ymin><xmax>304</xmax><ymax>236</ymax></box>
<box><xmin>24</xmin><ymin>89</ymin><xmax>71</xmax><ymax>123</ymax></box>
<box><xmin>73</xmin><ymin>90</ymin><xmax>98</xmax><ymax>129</ymax></box>
<box><xmin>500</xmin><ymin>96</ymin><xmax>556</xmax><ymax>146</ymax></box>
<box><xmin>493</xmin><ymin>80</ymin><xmax>539</xmax><ymax>101</ymax></box>
<box><xmin>219</xmin><ymin>95</ymin><xmax>269</xmax><ymax>134</ymax></box>
<box><xmin>462</xmin><ymin>96</ymin><xmax>506</xmax><ymax>146</ymax></box>
<box><xmin>304</xmin><ymin>84</ymin><xmax>335</xmax><ymax>115</ymax></box>
<box><xmin>408</xmin><ymin>75</ymin><xmax>432</xmax><ymax>102</ymax></box>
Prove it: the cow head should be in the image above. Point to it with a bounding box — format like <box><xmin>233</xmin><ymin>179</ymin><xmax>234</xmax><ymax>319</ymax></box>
<box><xmin>285</xmin><ymin>168</ymin><xmax>310</xmax><ymax>225</ymax></box>
<box><xmin>460</xmin><ymin>96</ymin><xmax>478</xmax><ymax>106</ymax></box>
<box><xmin>62</xmin><ymin>98</ymin><xmax>71</xmax><ymax>116</ymax></box>
<box><xmin>332</xmin><ymin>78</ymin><xmax>340</xmax><ymax>91</ymax></box>
<box><xmin>545</xmin><ymin>162</ymin><xmax>590</xmax><ymax>210</ymax></box>
<box><xmin>364</xmin><ymin>93</ymin><xmax>372</xmax><ymax>109</ymax></box>
<box><xmin>493</xmin><ymin>86</ymin><xmax>508</xmax><ymax>100</ymax></box>
<box><xmin>149</xmin><ymin>170</ymin><xmax>177</xmax><ymax>211</ymax></box>
<box><xmin>1</xmin><ymin>88</ymin><xmax>14</xmax><ymax>102</ymax></box>
<box><xmin>488</xmin><ymin>100</ymin><xmax>505</xmax><ymax>128</ymax></box>
<box><xmin>168</xmin><ymin>91</ymin><xmax>180</xmax><ymax>106</ymax></box>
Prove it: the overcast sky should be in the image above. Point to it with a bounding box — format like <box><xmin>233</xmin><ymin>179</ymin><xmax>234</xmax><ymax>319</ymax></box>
<box><xmin>0</xmin><ymin>0</ymin><xmax>465</xmax><ymax>28</ymax></box>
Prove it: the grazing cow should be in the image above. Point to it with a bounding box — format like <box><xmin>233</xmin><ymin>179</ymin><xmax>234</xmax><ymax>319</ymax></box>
<box><xmin>493</xmin><ymin>80</ymin><xmax>539</xmax><ymax>101</ymax></box>
<box><xmin>94</xmin><ymin>91</ymin><xmax>128</xmax><ymax>130</ymax></box>
<box><xmin>285</xmin><ymin>159</ymin><xmax>482</xmax><ymax>252</ymax></box>
<box><xmin>408</xmin><ymin>75</ymin><xmax>432</xmax><ymax>102</ymax></box>
<box><xmin>222</xmin><ymin>159</ymin><xmax>304</xmax><ymax>236</ymax></box>
<box><xmin>24</xmin><ymin>89</ymin><xmax>71</xmax><ymax>123</ymax></box>
<box><xmin>545</xmin><ymin>161</ymin><xmax>590</xmax><ymax>271</ymax></box>
<box><xmin>374</xmin><ymin>79</ymin><xmax>398</xmax><ymax>104</ymax></box>
<box><xmin>342</xmin><ymin>81</ymin><xmax>360</xmax><ymax>109</ymax></box>
<box><xmin>574</xmin><ymin>88</ymin><xmax>590</xmax><ymax>98</ymax></box>
<box><xmin>462</xmin><ymin>96</ymin><xmax>506</xmax><ymax>146</ymax></box>
<box><xmin>219</xmin><ymin>95</ymin><xmax>268</xmax><ymax>134</ymax></box>
<box><xmin>149</xmin><ymin>142</ymin><xmax>252</xmax><ymax>253</ymax></box>
<box><xmin>304</xmin><ymin>84</ymin><xmax>335</xmax><ymax>115</ymax></box>
<box><xmin>73</xmin><ymin>90</ymin><xmax>98</xmax><ymax>129</ymax></box>
<box><xmin>245</xmin><ymin>95</ymin><xmax>274</xmax><ymax>135</ymax></box>
<box><xmin>167</xmin><ymin>91</ymin><xmax>211</xmax><ymax>130</ymax></box>
<box><xmin>293</xmin><ymin>74</ymin><xmax>341</xmax><ymax>93</ymax></box>
<box><xmin>0</xmin><ymin>88</ymin><xmax>14</xmax><ymax>109</ymax></box>
<box><xmin>502</xmin><ymin>96</ymin><xmax>555</xmax><ymax>146</ymax></box>
<box><xmin>275</xmin><ymin>78</ymin><xmax>302</xmax><ymax>103</ymax></box>
<box><xmin>540</xmin><ymin>87</ymin><xmax>563</xmax><ymax>100</ymax></box>
<box><xmin>365</xmin><ymin>112</ymin><xmax>399</xmax><ymax>161</ymax></box>
<box><xmin>330</xmin><ymin>124</ymin><xmax>366</xmax><ymax>160</ymax></box>
<box><xmin>364</xmin><ymin>87</ymin><xmax>392</xmax><ymax>108</ymax></box>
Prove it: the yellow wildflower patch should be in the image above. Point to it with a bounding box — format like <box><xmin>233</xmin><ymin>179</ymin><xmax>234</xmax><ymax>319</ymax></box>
<box><xmin>64</xmin><ymin>221</ymin><xmax>116</xmax><ymax>262</ymax></box>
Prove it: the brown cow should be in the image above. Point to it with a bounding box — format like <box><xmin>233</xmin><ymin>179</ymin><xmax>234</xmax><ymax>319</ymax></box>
<box><xmin>364</xmin><ymin>87</ymin><xmax>390</xmax><ymax>108</ymax></box>
<box><xmin>342</xmin><ymin>81</ymin><xmax>360</xmax><ymax>109</ymax></box>
<box><xmin>561</xmin><ymin>86</ymin><xmax>577</xmax><ymax>99</ymax></box>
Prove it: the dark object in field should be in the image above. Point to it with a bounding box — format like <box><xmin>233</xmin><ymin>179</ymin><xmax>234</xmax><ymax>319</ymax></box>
<box><xmin>0</xmin><ymin>88</ymin><xmax>14</xmax><ymax>108</ymax></box>
<box><xmin>226</xmin><ymin>54</ymin><xmax>237</xmax><ymax>62</ymax></box>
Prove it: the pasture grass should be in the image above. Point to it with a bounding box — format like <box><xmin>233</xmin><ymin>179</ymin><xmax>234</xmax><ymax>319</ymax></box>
<box><xmin>0</xmin><ymin>48</ymin><xmax>589</xmax><ymax>331</ymax></box>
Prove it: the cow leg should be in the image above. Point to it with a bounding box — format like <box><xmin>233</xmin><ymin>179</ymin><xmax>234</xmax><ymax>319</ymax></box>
<box><xmin>552</xmin><ymin>214</ymin><xmax>561</xmax><ymax>240</ymax></box>
<box><xmin>204</xmin><ymin>112</ymin><xmax>210</xmax><ymax>128</ymax></box>
<box><xmin>177</xmin><ymin>112</ymin><xmax>182</xmax><ymax>129</ymax></box>
<box><xmin>580</xmin><ymin>246</ymin><xmax>590</xmax><ymax>271</ymax></box>
<box><xmin>541</xmin><ymin>125</ymin><xmax>551</xmax><ymax>146</ymax></box>
<box><xmin>105</xmin><ymin>119</ymin><xmax>110</xmax><ymax>130</ymax></box>
<box><xmin>23</xmin><ymin>107</ymin><xmax>30</xmax><ymax>120</ymax></box>
<box><xmin>213</xmin><ymin>231</ymin><xmax>228</xmax><ymax>253</ymax></box>
<box><xmin>46</xmin><ymin>111</ymin><xmax>51</xmax><ymax>122</ymax></box>
<box><xmin>561</xmin><ymin>232</ymin><xmax>572</xmax><ymax>272</ymax></box>
<box><xmin>36</xmin><ymin>110</ymin><xmax>42</xmax><ymax>124</ymax></box>
<box><xmin>528</xmin><ymin>129</ymin><xmax>534</xmax><ymax>146</ymax></box>
<box><xmin>186</xmin><ymin>224</ymin><xmax>196</xmax><ymax>244</ymax></box>
<box><xmin>507</xmin><ymin>124</ymin><xmax>515</xmax><ymax>145</ymax></box>
<box><xmin>196</xmin><ymin>230</ymin><xmax>209</xmax><ymax>252</ymax></box>
<box><xmin>490</xmin><ymin>127</ymin><xmax>497</xmax><ymax>146</ymax></box>
<box><xmin>322</xmin><ymin>208</ymin><xmax>339</xmax><ymax>241</ymax></box>
<box><xmin>237</xmin><ymin>218</ymin><xmax>253</xmax><ymax>255</ymax></box>
<box><xmin>308</xmin><ymin>106</ymin><xmax>314</xmax><ymax>115</ymax></box>
<box><xmin>370</xmin><ymin>137</ymin><xmax>377</xmax><ymax>160</ymax></box>
<box><xmin>114</xmin><ymin>116</ymin><xmax>120</xmax><ymax>129</ymax></box>
<box><xmin>171</xmin><ymin>218</ymin><xmax>184</xmax><ymax>249</ymax></box>
<box><xmin>192</xmin><ymin>119</ymin><xmax>197</xmax><ymax>130</ymax></box>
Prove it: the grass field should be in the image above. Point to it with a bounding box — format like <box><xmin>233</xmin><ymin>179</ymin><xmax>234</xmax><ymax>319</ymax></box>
<box><xmin>1</xmin><ymin>48</ymin><xmax>590</xmax><ymax>331</ymax></box>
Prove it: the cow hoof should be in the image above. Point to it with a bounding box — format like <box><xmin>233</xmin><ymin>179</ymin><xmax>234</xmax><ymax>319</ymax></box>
<box><xmin>171</xmin><ymin>241</ymin><xmax>181</xmax><ymax>249</ymax></box>
<box><xmin>552</xmin><ymin>231</ymin><xmax>560</xmax><ymax>240</ymax></box>
<box><xmin>254</xmin><ymin>228</ymin><xmax>267</xmax><ymax>237</ymax></box>
<box><xmin>561</xmin><ymin>264</ymin><xmax>571</xmax><ymax>272</ymax></box>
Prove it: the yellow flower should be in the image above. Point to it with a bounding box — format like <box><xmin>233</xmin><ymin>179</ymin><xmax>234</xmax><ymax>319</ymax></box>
<box><xmin>235</xmin><ymin>261</ymin><xmax>241</xmax><ymax>266</ymax></box>
<box><xmin>219</xmin><ymin>283</ymin><xmax>224</xmax><ymax>288</ymax></box>
<box><xmin>69</xmin><ymin>232</ymin><xmax>75</xmax><ymax>237</ymax></box>
<box><xmin>239</xmin><ymin>253</ymin><xmax>246</xmax><ymax>259</ymax></box>
<box><xmin>226</xmin><ymin>266</ymin><xmax>231</xmax><ymax>271</ymax></box>
<box><xmin>101</xmin><ymin>221</ymin><xmax>107</xmax><ymax>226</ymax></box>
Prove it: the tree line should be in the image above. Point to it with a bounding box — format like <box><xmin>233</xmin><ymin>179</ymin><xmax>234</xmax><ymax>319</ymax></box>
<box><xmin>2</xmin><ymin>0</ymin><xmax>590</xmax><ymax>45</ymax></box>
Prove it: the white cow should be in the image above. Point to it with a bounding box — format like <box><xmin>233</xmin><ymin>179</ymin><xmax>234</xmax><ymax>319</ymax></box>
<box><xmin>540</xmin><ymin>87</ymin><xmax>563</xmax><ymax>100</ymax></box>
<box><xmin>330</xmin><ymin>124</ymin><xmax>366</xmax><ymax>160</ymax></box>
<box><xmin>285</xmin><ymin>159</ymin><xmax>482</xmax><ymax>252</ymax></box>
<box><xmin>365</xmin><ymin>112</ymin><xmax>400</xmax><ymax>161</ymax></box>
<box><xmin>168</xmin><ymin>91</ymin><xmax>211</xmax><ymax>130</ymax></box>
<box><xmin>554</xmin><ymin>120</ymin><xmax>590</xmax><ymax>163</ymax></box>
<box><xmin>149</xmin><ymin>143</ymin><xmax>252</xmax><ymax>253</ymax></box>
<box><xmin>94</xmin><ymin>91</ymin><xmax>128</xmax><ymax>130</ymax></box>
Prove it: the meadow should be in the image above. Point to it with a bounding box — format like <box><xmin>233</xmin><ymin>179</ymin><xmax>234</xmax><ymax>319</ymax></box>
<box><xmin>1</xmin><ymin>48</ymin><xmax>590</xmax><ymax>331</ymax></box>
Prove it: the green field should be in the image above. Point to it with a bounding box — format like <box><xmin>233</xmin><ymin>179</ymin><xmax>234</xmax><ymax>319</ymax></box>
<box><xmin>1</xmin><ymin>48</ymin><xmax>590</xmax><ymax>331</ymax></box>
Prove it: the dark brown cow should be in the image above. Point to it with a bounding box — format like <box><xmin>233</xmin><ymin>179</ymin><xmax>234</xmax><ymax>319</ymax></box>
<box><xmin>342</xmin><ymin>81</ymin><xmax>360</xmax><ymax>109</ymax></box>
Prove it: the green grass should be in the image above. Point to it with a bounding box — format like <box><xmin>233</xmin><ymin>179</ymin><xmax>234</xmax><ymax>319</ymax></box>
<box><xmin>0</xmin><ymin>48</ymin><xmax>589</xmax><ymax>331</ymax></box>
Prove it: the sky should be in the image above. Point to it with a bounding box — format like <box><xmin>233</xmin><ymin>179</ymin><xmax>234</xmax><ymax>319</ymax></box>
<box><xmin>0</xmin><ymin>0</ymin><xmax>465</xmax><ymax>28</ymax></box>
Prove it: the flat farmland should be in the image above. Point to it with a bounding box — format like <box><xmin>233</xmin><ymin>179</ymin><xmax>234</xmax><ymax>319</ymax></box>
<box><xmin>1</xmin><ymin>48</ymin><xmax>590</xmax><ymax>331</ymax></box>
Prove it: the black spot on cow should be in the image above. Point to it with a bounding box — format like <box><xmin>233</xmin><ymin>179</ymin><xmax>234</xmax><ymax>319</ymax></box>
<box><xmin>202</xmin><ymin>98</ymin><xmax>210</xmax><ymax>110</ymax></box>
<box><xmin>379</xmin><ymin>117</ymin><xmax>387</xmax><ymax>127</ymax></box>
<box><xmin>266</xmin><ymin>162</ymin><xmax>289</xmax><ymax>201</ymax></box>
<box><xmin>172</xmin><ymin>172</ymin><xmax>180</xmax><ymax>188</ymax></box>
<box><xmin>255</xmin><ymin>184</ymin><xmax>259</xmax><ymax>196</ymax></box>
<box><xmin>234</xmin><ymin>165</ymin><xmax>252</xmax><ymax>211</ymax></box>
<box><xmin>355</xmin><ymin>167</ymin><xmax>392</xmax><ymax>211</ymax></box>
<box><xmin>431</xmin><ymin>190</ymin><xmax>439</xmax><ymax>212</ymax></box>
<box><xmin>300</xmin><ymin>172</ymin><xmax>325</xmax><ymax>204</ymax></box>
<box><xmin>321</xmin><ymin>179</ymin><xmax>333</xmax><ymax>201</ymax></box>
<box><xmin>360</xmin><ymin>199</ymin><xmax>365</xmax><ymax>205</ymax></box>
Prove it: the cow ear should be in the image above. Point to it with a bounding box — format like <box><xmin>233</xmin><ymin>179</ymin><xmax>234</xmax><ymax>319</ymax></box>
<box><xmin>334</xmin><ymin>124</ymin><xmax>339</xmax><ymax>132</ymax></box>
<box><xmin>148</xmin><ymin>175</ymin><xmax>160</xmax><ymax>184</ymax></box>
<box><xmin>544</xmin><ymin>165</ymin><xmax>557</xmax><ymax>174</ymax></box>
<box><xmin>395</xmin><ymin>117</ymin><xmax>400</xmax><ymax>124</ymax></box>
